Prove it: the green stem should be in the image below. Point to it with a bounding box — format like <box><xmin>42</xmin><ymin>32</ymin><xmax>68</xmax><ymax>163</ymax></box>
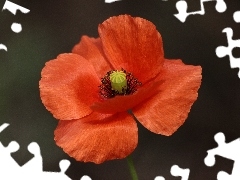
<box><xmin>126</xmin><ymin>155</ymin><xmax>138</xmax><ymax>180</ymax></box>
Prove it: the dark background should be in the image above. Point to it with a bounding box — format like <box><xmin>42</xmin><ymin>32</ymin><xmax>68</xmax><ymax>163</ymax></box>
<box><xmin>0</xmin><ymin>0</ymin><xmax>240</xmax><ymax>179</ymax></box>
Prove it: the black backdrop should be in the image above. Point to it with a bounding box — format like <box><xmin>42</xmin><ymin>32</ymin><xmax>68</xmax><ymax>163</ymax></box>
<box><xmin>0</xmin><ymin>0</ymin><xmax>240</xmax><ymax>179</ymax></box>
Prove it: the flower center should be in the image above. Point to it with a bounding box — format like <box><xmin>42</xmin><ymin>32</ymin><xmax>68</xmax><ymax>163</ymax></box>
<box><xmin>109</xmin><ymin>70</ymin><xmax>127</xmax><ymax>93</ymax></box>
<box><xmin>99</xmin><ymin>69</ymin><xmax>141</xmax><ymax>99</ymax></box>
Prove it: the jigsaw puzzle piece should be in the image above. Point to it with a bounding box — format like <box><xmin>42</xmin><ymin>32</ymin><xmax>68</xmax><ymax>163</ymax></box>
<box><xmin>217</xmin><ymin>171</ymin><xmax>237</xmax><ymax>180</ymax></box>
<box><xmin>174</xmin><ymin>0</ymin><xmax>227</xmax><ymax>23</ymax></box>
<box><xmin>19</xmin><ymin>156</ymin><xmax>72</xmax><ymax>179</ymax></box>
<box><xmin>154</xmin><ymin>165</ymin><xmax>190</xmax><ymax>180</ymax></box>
<box><xmin>0</xmin><ymin>141</ymin><xmax>20</xmax><ymax>170</ymax></box>
<box><xmin>41</xmin><ymin>160</ymin><xmax>92</xmax><ymax>180</ymax></box>
<box><xmin>204</xmin><ymin>132</ymin><xmax>225</xmax><ymax>167</ymax></box>
<box><xmin>216</xmin><ymin>28</ymin><xmax>240</xmax><ymax>78</ymax></box>
<box><xmin>171</xmin><ymin>165</ymin><xmax>190</xmax><ymax>180</ymax></box>
<box><xmin>21</xmin><ymin>142</ymin><xmax>43</xmax><ymax>172</ymax></box>
<box><xmin>205</xmin><ymin>132</ymin><xmax>240</xmax><ymax>165</ymax></box>
<box><xmin>0</xmin><ymin>123</ymin><xmax>21</xmax><ymax>174</ymax></box>
<box><xmin>0</xmin><ymin>123</ymin><xmax>85</xmax><ymax>179</ymax></box>
<box><xmin>205</xmin><ymin>132</ymin><xmax>240</xmax><ymax>179</ymax></box>
<box><xmin>2</xmin><ymin>0</ymin><xmax>30</xmax><ymax>15</ymax></box>
<box><xmin>39</xmin><ymin>159</ymin><xmax>71</xmax><ymax>180</ymax></box>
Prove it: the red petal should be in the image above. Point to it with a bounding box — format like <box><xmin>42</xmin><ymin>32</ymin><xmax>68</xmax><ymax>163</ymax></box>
<box><xmin>39</xmin><ymin>53</ymin><xmax>100</xmax><ymax>120</ymax></box>
<box><xmin>91</xmin><ymin>79</ymin><xmax>162</xmax><ymax>114</ymax></box>
<box><xmin>80</xmin><ymin>111</ymin><xmax>113</xmax><ymax>123</ymax></box>
<box><xmin>72</xmin><ymin>36</ymin><xmax>112</xmax><ymax>78</ymax></box>
<box><xmin>98</xmin><ymin>15</ymin><xmax>164</xmax><ymax>84</ymax></box>
<box><xmin>54</xmin><ymin>112</ymin><xmax>138</xmax><ymax>164</ymax></box>
<box><xmin>133</xmin><ymin>59</ymin><xmax>202</xmax><ymax>136</ymax></box>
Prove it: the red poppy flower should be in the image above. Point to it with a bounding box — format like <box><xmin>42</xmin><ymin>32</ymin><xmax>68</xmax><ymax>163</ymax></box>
<box><xmin>39</xmin><ymin>15</ymin><xmax>202</xmax><ymax>164</ymax></box>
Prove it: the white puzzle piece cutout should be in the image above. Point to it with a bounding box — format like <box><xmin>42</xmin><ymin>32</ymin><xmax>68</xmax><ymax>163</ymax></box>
<box><xmin>204</xmin><ymin>132</ymin><xmax>240</xmax><ymax>180</ymax></box>
<box><xmin>233</xmin><ymin>11</ymin><xmax>240</xmax><ymax>23</ymax></box>
<box><xmin>2</xmin><ymin>0</ymin><xmax>30</xmax><ymax>33</ymax></box>
<box><xmin>1</xmin><ymin>1</ymin><xmax>30</xmax><ymax>51</ymax></box>
<box><xmin>0</xmin><ymin>44</ymin><xmax>8</xmax><ymax>51</ymax></box>
<box><xmin>2</xmin><ymin>0</ymin><xmax>30</xmax><ymax>15</ymax></box>
<box><xmin>215</xmin><ymin>11</ymin><xmax>240</xmax><ymax>78</ymax></box>
<box><xmin>155</xmin><ymin>164</ymin><xmax>190</xmax><ymax>180</ymax></box>
<box><xmin>174</xmin><ymin>0</ymin><xmax>227</xmax><ymax>22</ymax></box>
<box><xmin>0</xmin><ymin>123</ymin><xmax>91</xmax><ymax>180</ymax></box>
<box><xmin>171</xmin><ymin>165</ymin><xmax>190</xmax><ymax>180</ymax></box>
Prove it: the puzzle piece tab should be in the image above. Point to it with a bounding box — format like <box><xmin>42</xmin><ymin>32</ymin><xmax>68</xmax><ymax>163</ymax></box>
<box><xmin>204</xmin><ymin>132</ymin><xmax>240</xmax><ymax>179</ymax></box>
<box><xmin>154</xmin><ymin>164</ymin><xmax>190</xmax><ymax>180</ymax></box>
<box><xmin>105</xmin><ymin>0</ymin><xmax>121</xmax><ymax>3</ymax></box>
<box><xmin>174</xmin><ymin>0</ymin><xmax>227</xmax><ymax>22</ymax></box>
<box><xmin>0</xmin><ymin>44</ymin><xmax>7</xmax><ymax>51</ymax></box>
<box><xmin>233</xmin><ymin>11</ymin><xmax>240</xmax><ymax>23</ymax></box>
<box><xmin>171</xmin><ymin>165</ymin><xmax>190</xmax><ymax>180</ymax></box>
<box><xmin>154</xmin><ymin>176</ymin><xmax>165</xmax><ymax>180</ymax></box>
